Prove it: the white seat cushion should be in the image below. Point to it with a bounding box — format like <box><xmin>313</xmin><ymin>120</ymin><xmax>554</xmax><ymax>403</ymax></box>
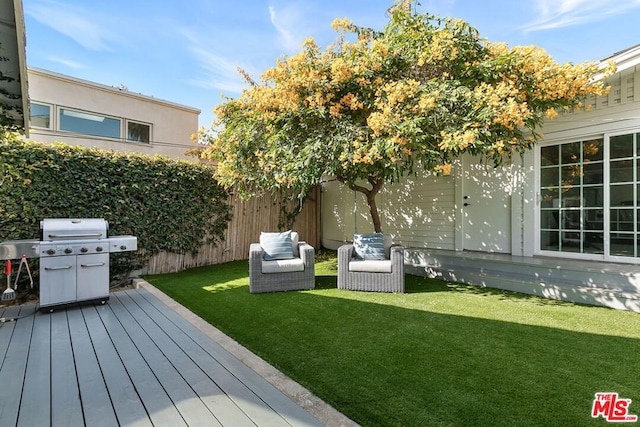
<box><xmin>349</xmin><ymin>260</ymin><xmax>392</xmax><ymax>273</ymax></box>
<box><xmin>262</xmin><ymin>258</ymin><xmax>305</xmax><ymax>274</ymax></box>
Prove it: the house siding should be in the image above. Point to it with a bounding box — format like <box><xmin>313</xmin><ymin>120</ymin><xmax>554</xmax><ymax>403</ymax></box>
<box><xmin>321</xmin><ymin>171</ymin><xmax>456</xmax><ymax>250</ymax></box>
<box><xmin>380</xmin><ymin>172</ymin><xmax>456</xmax><ymax>250</ymax></box>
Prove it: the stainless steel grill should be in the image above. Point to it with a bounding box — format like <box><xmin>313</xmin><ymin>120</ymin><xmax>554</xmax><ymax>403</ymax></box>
<box><xmin>1</xmin><ymin>218</ymin><xmax>137</xmax><ymax>311</ymax></box>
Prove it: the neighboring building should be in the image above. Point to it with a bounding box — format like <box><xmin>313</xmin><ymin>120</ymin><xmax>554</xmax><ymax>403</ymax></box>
<box><xmin>322</xmin><ymin>44</ymin><xmax>640</xmax><ymax>311</ymax></box>
<box><xmin>27</xmin><ymin>67</ymin><xmax>201</xmax><ymax>160</ymax></box>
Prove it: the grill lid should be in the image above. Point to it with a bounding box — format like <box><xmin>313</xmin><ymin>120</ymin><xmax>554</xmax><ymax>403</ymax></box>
<box><xmin>40</xmin><ymin>218</ymin><xmax>109</xmax><ymax>241</ymax></box>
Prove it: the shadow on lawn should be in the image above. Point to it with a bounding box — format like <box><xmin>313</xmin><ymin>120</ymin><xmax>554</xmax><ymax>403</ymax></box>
<box><xmin>316</xmin><ymin>269</ymin><xmax>573</xmax><ymax>308</ymax></box>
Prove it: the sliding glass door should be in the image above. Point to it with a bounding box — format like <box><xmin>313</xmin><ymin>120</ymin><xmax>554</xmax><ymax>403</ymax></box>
<box><xmin>539</xmin><ymin>132</ymin><xmax>639</xmax><ymax>260</ymax></box>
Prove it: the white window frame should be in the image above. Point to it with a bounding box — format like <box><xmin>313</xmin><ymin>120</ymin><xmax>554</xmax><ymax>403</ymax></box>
<box><xmin>126</xmin><ymin>120</ymin><xmax>152</xmax><ymax>144</ymax></box>
<box><xmin>536</xmin><ymin>129</ymin><xmax>640</xmax><ymax>264</ymax></box>
<box><xmin>29</xmin><ymin>101</ymin><xmax>53</xmax><ymax>129</ymax></box>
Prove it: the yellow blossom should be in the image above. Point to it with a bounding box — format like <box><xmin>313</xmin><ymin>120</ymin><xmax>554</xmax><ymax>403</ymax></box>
<box><xmin>545</xmin><ymin>108</ymin><xmax>558</xmax><ymax>119</ymax></box>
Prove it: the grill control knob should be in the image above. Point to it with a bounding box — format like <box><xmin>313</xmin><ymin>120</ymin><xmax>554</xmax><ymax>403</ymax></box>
<box><xmin>64</xmin><ymin>248</ymin><xmax>73</xmax><ymax>254</ymax></box>
<box><xmin>81</xmin><ymin>247</ymin><xmax>88</xmax><ymax>253</ymax></box>
<box><xmin>46</xmin><ymin>248</ymin><xmax>56</xmax><ymax>255</ymax></box>
<box><xmin>96</xmin><ymin>246</ymin><xmax>103</xmax><ymax>252</ymax></box>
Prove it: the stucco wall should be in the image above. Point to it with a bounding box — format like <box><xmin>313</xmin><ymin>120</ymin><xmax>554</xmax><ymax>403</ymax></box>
<box><xmin>27</xmin><ymin>68</ymin><xmax>200</xmax><ymax>160</ymax></box>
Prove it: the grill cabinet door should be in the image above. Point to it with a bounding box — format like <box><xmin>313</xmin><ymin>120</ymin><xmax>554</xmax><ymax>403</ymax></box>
<box><xmin>76</xmin><ymin>253</ymin><xmax>109</xmax><ymax>302</ymax></box>
<box><xmin>40</xmin><ymin>257</ymin><xmax>76</xmax><ymax>306</ymax></box>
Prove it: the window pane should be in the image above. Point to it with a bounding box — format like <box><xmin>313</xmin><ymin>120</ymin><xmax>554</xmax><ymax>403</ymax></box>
<box><xmin>583</xmin><ymin>139</ymin><xmax>603</xmax><ymax>162</ymax></box>
<box><xmin>540</xmin><ymin>231</ymin><xmax>559</xmax><ymax>251</ymax></box>
<box><xmin>584</xmin><ymin>208</ymin><xmax>603</xmax><ymax>230</ymax></box>
<box><xmin>583</xmin><ymin>232</ymin><xmax>603</xmax><ymax>254</ymax></box>
<box><xmin>60</xmin><ymin>109</ymin><xmax>120</xmax><ymax>138</ymax></box>
<box><xmin>30</xmin><ymin>103</ymin><xmax>50</xmax><ymax>128</ymax></box>
<box><xmin>127</xmin><ymin>122</ymin><xmax>150</xmax><ymax>143</ymax></box>
<box><xmin>541</xmin><ymin>145</ymin><xmax>559</xmax><ymax>166</ymax></box>
<box><xmin>611</xmin><ymin>184</ymin><xmax>634</xmax><ymax>206</ymax></box>
<box><xmin>583</xmin><ymin>186</ymin><xmax>603</xmax><ymax>208</ymax></box>
<box><xmin>610</xmin><ymin>209</ymin><xmax>634</xmax><ymax>231</ymax></box>
<box><xmin>541</xmin><ymin>210</ymin><xmax>559</xmax><ymax>229</ymax></box>
<box><xmin>540</xmin><ymin>167</ymin><xmax>558</xmax><ymax>188</ymax></box>
<box><xmin>562</xmin><ymin>210</ymin><xmax>581</xmax><ymax>230</ymax></box>
<box><xmin>561</xmin><ymin>165</ymin><xmax>582</xmax><ymax>187</ymax></box>
<box><xmin>560</xmin><ymin>187</ymin><xmax>580</xmax><ymax>204</ymax></box>
<box><xmin>583</xmin><ymin>162</ymin><xmax>603</xmax><ymax>185</ymax></box>
<box><xmin>561</xmin><ymin>142</ymin><xmax>581</xmax><ymax>164</ymax></box>
<box><xmin>541</xmin><ymin>189</ymin><xmax>559</xmax><ymax>208</ymax></box>
<box><xmin>610</xmin><ymin>159</ymin><xmax>633</xmax><ymax>183</ymax></box>
<box><xmin>611</xmin><ymin>134</ymin><xmax>634</xmax><ymax>159</ymax></box>
<box><xmin>611</xmin><ymin>233</ymin><xmax>634</xmax><ymax>257</ymax></box>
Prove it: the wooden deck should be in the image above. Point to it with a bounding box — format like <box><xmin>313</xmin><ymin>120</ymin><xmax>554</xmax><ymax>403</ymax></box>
<box><xmin>0</xmin><ymin>288</ymin><xmax>324</xmax><ymax>427</ymax></box>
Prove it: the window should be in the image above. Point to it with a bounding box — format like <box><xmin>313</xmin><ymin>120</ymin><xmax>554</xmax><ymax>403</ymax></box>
<box><xmin>59</xmin><ymin>108</ymin><xmax>121</xmax><ymax>139</ymax></box>
<box><xmin>609</xmin><ymin>133</ymin><xmax>639</xmax><ymax>257</ymax></box>
<box><xmin>30</xmin><ymin>102</ymin><xmax>51</xmax><ymax>128</ymax></box>
<box><xmin>539</xmin><ymin>133</ymin><xmax>640</xmax><ymax>259</ymax></box>
<box><xmin>127</xmin><ymin>121</ymin><xmax>150</xmax><ymax>143</ymax></box>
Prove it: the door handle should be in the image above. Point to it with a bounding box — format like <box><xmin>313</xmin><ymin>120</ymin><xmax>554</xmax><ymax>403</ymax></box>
<box><xmin>44</xmin><ymin>265</ymin><xmax>72</xmax><ymax>271</ymax></box>
<box><xmin>80</xmin><ymin>262</ymin><xmax>106</xmax><ymax>268</ymax></box>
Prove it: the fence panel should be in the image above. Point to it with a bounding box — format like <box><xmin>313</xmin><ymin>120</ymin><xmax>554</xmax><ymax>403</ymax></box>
<box><xmin>145</xmin><ymin>187</ymin><xmax>320</xmax><ymax>274</ymax></box>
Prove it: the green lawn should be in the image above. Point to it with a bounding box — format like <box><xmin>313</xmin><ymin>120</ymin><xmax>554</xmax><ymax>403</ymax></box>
<box><xmin>145</xmin><ymin>251</ymin><xmax>640</xmax><ymax>426</ymax></box>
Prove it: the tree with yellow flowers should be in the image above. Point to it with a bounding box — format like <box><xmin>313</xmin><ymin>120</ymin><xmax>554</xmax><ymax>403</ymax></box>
<box><xmin>201</xmin><ymin>0</ymin><xmax>611</xmax><ymax>233</ymax></box>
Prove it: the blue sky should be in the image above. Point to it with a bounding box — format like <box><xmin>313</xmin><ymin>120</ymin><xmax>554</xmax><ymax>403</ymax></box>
<box><xmin>22</xmin><ymin>0</ymin><xmax>640</xmax><ymax>128</ymax></box>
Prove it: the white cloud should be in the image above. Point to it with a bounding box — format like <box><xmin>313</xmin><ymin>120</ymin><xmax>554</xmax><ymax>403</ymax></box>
<box><xmin>268</xmin><ymin>4</ymin><xmax>307</xmax><ymax>54</ymax></box>
<box><xmin>523</xmin><ymin>0</ymin><xmax>640</xmax><ymax>31</ymax></box>
<box><xmin>47</xmin><ymin>56</ymin><xmax>86</xmax><ymax>69</ymax></box>
<box><xmin>180</xmin><ymin>27</ymin><xmax>251</xmax><ymax>96</ymax></box>
<box><xmin>25</xmin><ymin>0</ymin><xmax>121</xmax><ymax>51</ymax></box>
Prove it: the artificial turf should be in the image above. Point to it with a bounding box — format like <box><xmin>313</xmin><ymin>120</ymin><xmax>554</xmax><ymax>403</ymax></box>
<box><xmin>145</xmin><ymin>251</ymin><xmax>640</xmax><ymax>426</ymax></box>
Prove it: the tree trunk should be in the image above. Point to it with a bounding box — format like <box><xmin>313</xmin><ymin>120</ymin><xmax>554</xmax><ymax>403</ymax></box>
<box><xmin>342</xmin><ymin>177</ymin><xmax>385</xmax><ymax>233</ymax></box>
<box><xmin>366</xmin><ymin>190</ymin><xmax>383</xmax><ymax>233</ymax></box>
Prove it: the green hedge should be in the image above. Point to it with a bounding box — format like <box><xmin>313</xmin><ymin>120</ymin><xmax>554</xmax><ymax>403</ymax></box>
<box><xmin>0</xmin><ymin>137</ymin><xmax>232</xmax><ymax>281</ymax></box>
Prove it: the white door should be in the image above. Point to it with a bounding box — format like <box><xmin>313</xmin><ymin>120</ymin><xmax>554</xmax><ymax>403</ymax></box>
<box><xmin>460</xmin><ymin>154</ymin><xmax>513</xmax><ymax>253</ymax></box>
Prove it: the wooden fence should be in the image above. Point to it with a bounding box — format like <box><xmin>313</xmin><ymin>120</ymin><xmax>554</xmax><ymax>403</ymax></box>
<box><xmin>144</xmin><ymin>187</ymin><xmax>321</xmax><ymax>274</ymax></box>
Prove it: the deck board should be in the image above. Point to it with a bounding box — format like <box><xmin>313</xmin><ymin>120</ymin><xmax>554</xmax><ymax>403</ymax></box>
<box><xmin>50</xmin><ymin>309</ymin><xmax>84</xmax><ymax>426</ymax></box>
<box><xmin>93</xmin><ymin>297</ymin><xmax>188</xmax><ymax>427</ymax></box>
<box><xmin>0</xmin><ymin>287</ymin><xmax>324</xmax><ymax>427</ymax></box>
<box><xmin>133</xmin><ymin>288</ymin><xmax>325</xmax><ymax>427</ymax></box>
<box><xmin>116</xmin><ymin>291</ymin><xmax>261</xmax><ymax>427</ymax></box>
<box><xmin>127</xmin><ymin>288</ymin><xmax>301</xmax><ymax>427</ymax></box>
<box><xmin>107</xmin><ymin>292</ymin><xmax>224</xmax><ymax>426</ymax></box>
<box><xmin>0</xmin><ymin>305</ymin><xmax>21</xmax><ymax>370</ymax></box>
<box><xmin>81</xmin><ymin>304</ymin><xmax>152</xmax><ymax>427</ymax></box>
<box><xmin>67</xmin><ymin>307</ymin><xmax>120</xmax><ymax>427</ymax></box>
<box><xmin>0</xmin><ymin>305</ymin><xmax>35</xmax><ymax>427</ymax></box>
<box><xmin>17</xmin><ymin>307</ymin><xmax>50</xmax><ymax>427</ymax></box>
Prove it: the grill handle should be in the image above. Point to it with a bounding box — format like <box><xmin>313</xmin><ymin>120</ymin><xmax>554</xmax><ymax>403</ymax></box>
<box><xmin>44</xmin><ymin>265</ymin><xmax>72</xmax><ymax>271</ymax></box>
<box><xmin>80</xmin><ymin>262</ymin><xmax>106</xmax><ymax>268</ymax></box>
<box><xmin>47</xmin><ymin>233</ymin><xmax>104</xmax><ymax>239</ymax></box>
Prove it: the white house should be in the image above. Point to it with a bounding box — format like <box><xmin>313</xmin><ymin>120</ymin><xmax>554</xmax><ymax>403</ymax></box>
<box><xmin>322</xmin><ymin>44</ymin><xmax>640</xmax><ymax>312</ymax></box>
<box><xmin>27</xmin><ymin>67</ymin><xmax>200</xmax><ymax>160</ymax></box>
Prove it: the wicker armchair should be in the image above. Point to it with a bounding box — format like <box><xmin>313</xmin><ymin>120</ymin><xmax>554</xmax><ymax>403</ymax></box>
<box><xmin>337</xmin><ymin>235</ymin><xmax>405</xmax><ymax>293</ymax></box>
<box><xmin>249</xmin><ymin>231</ymin><xmax>315</xmax><ymax>293</ymax></box>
